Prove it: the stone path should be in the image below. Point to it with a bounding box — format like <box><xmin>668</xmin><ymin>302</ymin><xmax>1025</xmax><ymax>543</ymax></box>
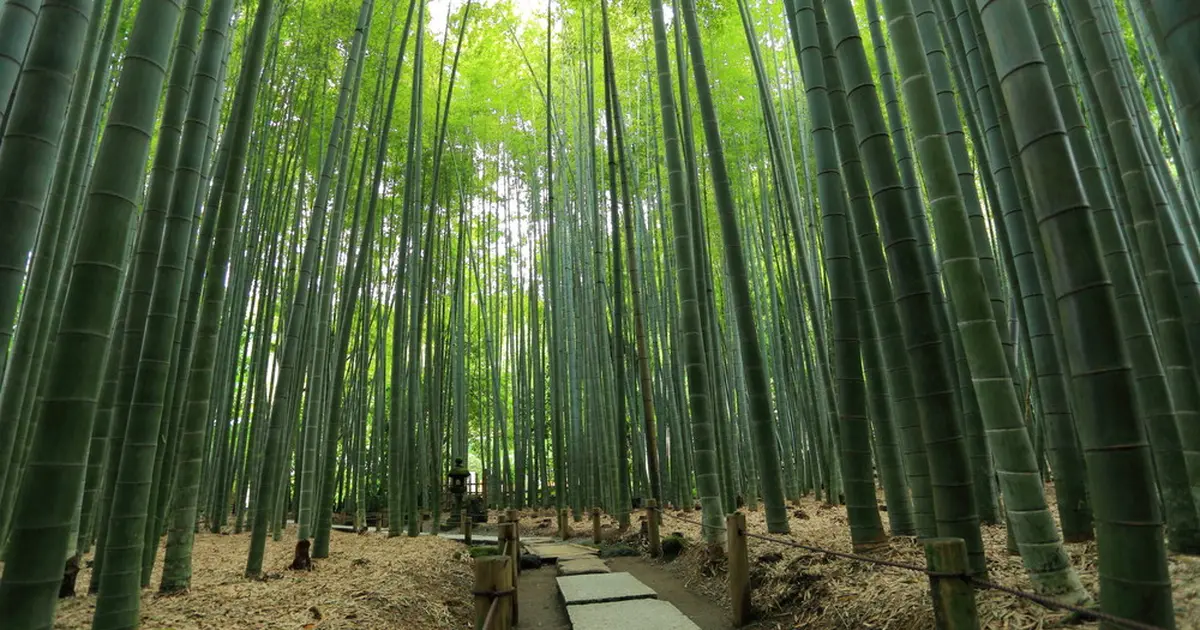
<box><xmin>442</xmin><ymin>526</ymin><xmax>703</xmax><ymax>628</ymax></box>
<box><xmin>566</xmin><ymin>599</ymin><xmax>702</xmax><ymax>630</ymax></box>
<box><xmin>553</xmin><ymin>569</ymin><xmax>699</xmax><ymax>629</ymax></box>
<box><xmin>556</xmin><ymin>557</ymin><xmax>609</xmax><ymax>576</ymax></box>
<box><xmin>525</xmin><ymin>542</ymin><xmax>599</xmax><ymax>562</ymax></box>
<box><xmin>557</xmin><ymin>572</ymin><xmax>656</xmax><ymax>605</ymax></box>
<box><xmin>555</xmin><ymin>572</ymin><xmax>699</xmax><ymax>629</ymax></box>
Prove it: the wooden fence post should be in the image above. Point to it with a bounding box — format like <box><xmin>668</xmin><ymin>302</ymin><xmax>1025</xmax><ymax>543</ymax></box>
<box><xmin>473</xmin><ymin>555</ymin><xmax>512</xmax><ymax>630</ymax></box>
<box><xmin>646</xmin><ymin>499</ymin><xmax>660</xmax><ymax>558</ymax></box>
<box><xmin>506</xmin><ymin>511</ymin><xmax>522</xmax><ymax>573</ymax></box>
<box><xmin>462</xmin><ymin>509</ymin><xmax>472</xmax><ymax>545</ymax></box>
<box><xmin>558</xmin><ymin>508</ymin><xmax>569</xmax><ymax>540</ymax></box>
<box><xmin>592</xmin><ymin>508</ymin><xmax>602</xmax><ymax>543</ymax></box>
<box><xmin>923</xmin><ymin>538</ymin><xmax>979</xmax><ymax>630</ymax></box>
<box><xmin>499</xmin><ymin>522</ymin><xmax>519</xmax><ymax>625</ymax></box>
<box><xmin>727</xmin><ymin>512</ymin><xmax>750</xmax><ymax>626</ymax></box>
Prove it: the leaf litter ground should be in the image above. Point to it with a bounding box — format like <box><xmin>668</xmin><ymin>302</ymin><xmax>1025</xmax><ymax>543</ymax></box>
<box><xmin>36</xmin><ymin>485</ymin><xmax>1200</xmax><ymax>629</ymax></box>
<box><xmin>636</xmin><ymin>487</ymin><xmax>1200</xmax><ymax>629</ymax></box>
<box><xmin>50</xmin><ymin>526</ymin><xmax>473</xmax><ymax>629</ymax></box>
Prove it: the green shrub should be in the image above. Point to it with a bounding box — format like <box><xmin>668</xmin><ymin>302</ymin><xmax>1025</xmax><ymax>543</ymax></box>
<box><xmin>469</xmin><ymin>545</ymin><xmax>501</xmax><ymax>558</ymax></box>
<box><xmin>598</xmin><ymin>543</ymin><xmax>639</xmax><ymax>558</ymax></box>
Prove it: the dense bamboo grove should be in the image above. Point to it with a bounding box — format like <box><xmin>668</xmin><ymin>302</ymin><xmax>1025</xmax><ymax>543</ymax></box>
<box><xmin>0</xmin><ymin>0</ymin><xmax>1198</xmax><ymax>627</ymax></box>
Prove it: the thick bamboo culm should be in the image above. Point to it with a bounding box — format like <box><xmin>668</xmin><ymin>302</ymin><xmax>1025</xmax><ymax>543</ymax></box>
<box><xmin>646</xmin><ymin>499</ymin><xmax>660</xmax><ymax>557</ymax></box>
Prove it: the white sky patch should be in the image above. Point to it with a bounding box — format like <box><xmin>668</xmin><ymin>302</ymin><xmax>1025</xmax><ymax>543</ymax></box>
<box><xmin>427</xmin><ymin>0</ymin><xmax>546</xmax><ymax>35</ymax></box>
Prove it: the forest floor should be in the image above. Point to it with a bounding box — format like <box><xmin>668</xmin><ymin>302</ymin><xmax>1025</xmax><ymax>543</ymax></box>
<box><xmin>39</xmin><ymin>489</ymin><xmax>1200</xmax><ymax>629</ymax></box>
<box><xmin>50</xmin><ymin>526</ymin><xmax>475</xmax><ymax>629</ymax></box>
<box><xmin>625</xmin><ymin>488</ymin><xmax>1200</xmax><ymax>629</ymax></box>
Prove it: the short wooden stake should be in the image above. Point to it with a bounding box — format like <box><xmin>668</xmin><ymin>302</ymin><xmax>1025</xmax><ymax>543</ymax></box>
<box><xmin>924</xmin><ymin>538</ymin><xmax>979</xmax><ymax>630</ymax></box>
<box><xmin>499</xmin><ymin>522</ymin><xmax>520</xmax><ymax>624</ymax></box>
<box><xmin>592</xmin><ymin>508</ymin><xmax>602</xmax><ymax>544</ymax></box>
<box><xmin>473</xmin><ymin>555</ymin><xmax>512</xmax><ymax>630</ymax></box>
<box><xmin>504</xmin><ymin>508</ymin><xmax>518</xmax><ymax>524</ymax></box>
<box><xmin>727</xmin><ymin>512</ymin><xmax>750</xmax><ymax>626</ymax></box>
<box><xmin>558</xmin><ymin>508</ymin><xmax>569</xmax><ymax>540</ymax></box>
<box><xmin>462</xmin><ymin>509</ymin><xmax>472</xmax><ymax>545</ymax></box>
<box><xmin>646</xmin><ymin>499</ymin><xmax>661</xmax><ymax>558</ymax></box>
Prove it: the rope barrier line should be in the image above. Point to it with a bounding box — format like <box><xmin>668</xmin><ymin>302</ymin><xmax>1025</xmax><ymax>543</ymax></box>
<box><xmin>476</xmin><ymin>588</ymin><xmax>514</xmax><ymax>629</ymax></box>
<box><xmin>739</xmin><ymin>529</ymin><xmax>940</xmax><ymax>575</ymax></box>
<box><xmin>650</xmin><ymin>506</ymin><xmax>1166</xmax><ymax>630</ymax></box>
<box><xmin>653</xmin><ymin>507</ymin><xmax>725</xmax><ymax>531</ymax></box>
<box><xmin>472</xmin><ymin>588</ymin><xmax>516</xmax><ymax>597</ymax></box>
<box><xmin>483</xmin><ymin>596</ymin><xmax>500</xmax><ymax>629</ymax></box>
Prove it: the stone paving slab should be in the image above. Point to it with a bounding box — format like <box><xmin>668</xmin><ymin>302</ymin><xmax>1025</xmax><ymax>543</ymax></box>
<box><xmin>556</xmin><ymin>572</ymin><xmax>656</xmax><ymax>605</ymax></box>
<box><xmin>526</xmin><ymin>542</ymin><xmax>599</xmax><ymax>562</ymax></box>
<box><xmin>557</xmin><ymin>557</ymin><xmax>610</xmax><ymax>576</ymax></box>
<box><xmin>566</xmin><ymin>599</ymin><xmax>700</xmax><ymax>630</ymax></box>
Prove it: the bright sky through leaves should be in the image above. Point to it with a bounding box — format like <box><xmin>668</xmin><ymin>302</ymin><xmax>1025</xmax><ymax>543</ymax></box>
<box><xmin>427</xmin><ymin>0</ymin><xmax>544</xmax><ymax>34</ymax></box>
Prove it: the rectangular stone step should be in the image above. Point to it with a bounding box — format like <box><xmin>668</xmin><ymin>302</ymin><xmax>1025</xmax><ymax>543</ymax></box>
<box><xmin>567</xmin><ymin>599</ymin><xmax>700</xmax><ymax>630</ymax></box>
<box><xmin>557</xmin><ymin>557</ymin><xmax>610</xmax><ymax>576</ymax></box>
<box><xmin>556</xmin><ymin>572</ymin><xmax>656</xmax><ymax>605</ymax></box>
<box><xmin>526</xmin><ymin>542</ymin><xmax>599</xmax><ymax>562</ymax></box>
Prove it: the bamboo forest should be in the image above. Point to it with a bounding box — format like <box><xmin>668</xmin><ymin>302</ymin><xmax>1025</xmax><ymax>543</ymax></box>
<box><xmin>1</xmin><ymin>0</ymin><xmax>1199</xmax><ymax>627</ymax></box>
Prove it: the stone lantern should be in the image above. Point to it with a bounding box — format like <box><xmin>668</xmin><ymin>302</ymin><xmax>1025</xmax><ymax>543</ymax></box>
<box><xmin>447</xmin><ymin>458</ymin><xmax>470</xmax><ymax>526</ymax></box>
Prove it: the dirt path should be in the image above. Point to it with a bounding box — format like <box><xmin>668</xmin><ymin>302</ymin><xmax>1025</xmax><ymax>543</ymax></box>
<box><xmin>515</xmin><ymin>566</ymin><xmax>571</xmax><ymax>629</ymax></box>
<box><xmin>606</xmin><ymin>557</ymin><xmax>731</xmax><ymax>630</ymax></box>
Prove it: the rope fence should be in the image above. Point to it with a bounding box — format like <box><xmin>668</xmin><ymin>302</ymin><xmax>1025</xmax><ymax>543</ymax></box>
<box><xmin>649</xmin><ymin>506</ymin><xmax>1165</xmax><ymax>630</ymax></box>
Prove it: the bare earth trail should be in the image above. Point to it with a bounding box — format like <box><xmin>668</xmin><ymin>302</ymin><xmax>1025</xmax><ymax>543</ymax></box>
<box><xmin>515</xmin><ymin>566</ymin><xmax>571</xmax><ymax>629</ymax></box>
<box><xmin>605</xmin><ymin>557</ymin><xmax>729</xmax><ymax>630</ymax></box>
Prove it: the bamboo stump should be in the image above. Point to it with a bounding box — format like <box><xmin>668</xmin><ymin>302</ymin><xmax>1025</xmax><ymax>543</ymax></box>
<box><xmin>592</xmin><ymin>508</ymin><xmax>602</xmax><ymax>544</ymax></box>
<box><xmin>462</xmin><ymin>509</ymin><xmax>472</xmax><ymax>545</ymax></box>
